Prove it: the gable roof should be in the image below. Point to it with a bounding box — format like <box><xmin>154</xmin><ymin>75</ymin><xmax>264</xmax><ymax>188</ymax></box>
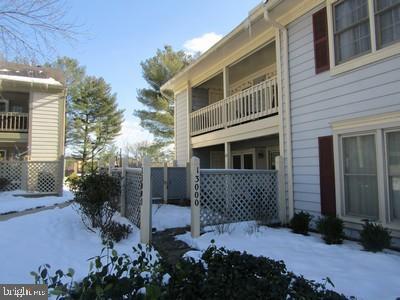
<box><xmin>161</xmin><ymin>0</ymin><xmax>288</xmax><ymax>93</ymax></box>
<box><xmin>0</xmin><ymin>61</ymin><xmax>65</xmax><ymax>88</ymax></box>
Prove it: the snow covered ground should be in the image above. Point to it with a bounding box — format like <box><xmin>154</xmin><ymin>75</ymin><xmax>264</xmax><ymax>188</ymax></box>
<box><xmin>0</xmin><ymin>187</ymin><xmax>73</xmax><ymax>214</ymax></box>
<box><xmin>177</xmin><ymin>222</ymin><xmax>400</xmax><ymax>300</ymax></box>
<box><xmin>152</xmin><ymin>204</ymin><xmax>190</xmax><ymax>231</ymax></box>
<box><xmin>0</xmin><ymin>205</ymin><xmax>147</xmax><ymax>283</ymax></box>
<box><xmin>0</xmin><ymin>203</ymin><xmax>189</xmax><ymax>283</ymax></box>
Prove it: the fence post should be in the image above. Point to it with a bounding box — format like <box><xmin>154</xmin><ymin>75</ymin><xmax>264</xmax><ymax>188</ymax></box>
<box><xmin>141</xmin><ymin>156</ymin><xmax>152</xmax><ymax>244</ymax></box>
<box><xmin>120</xmin><ymin>156</ymin><xmax>128</xmax><ymax>217</ymax></box>
<box><xmin>190</xmin><ymin>156</ymin><xmax>200</xmax><ymax>238</ymax></box>
<box><xmin>58</xmin><ymin>155</ymin><xmax>65</xmax><ymax>196</ymax></box>
<box><xmin>163</xmin><ymin>162</ymin><xmax>168</xmax><ymax>204</ymax></box>
<box><xmin>21</xmin><ymin>161</ymin><xmax>28</xmax><ymax>191</ymax></box>
<box><xmin>275</xmin><ymin>156</ymin><xmax>286</xmax><ymax>224</ymax></box>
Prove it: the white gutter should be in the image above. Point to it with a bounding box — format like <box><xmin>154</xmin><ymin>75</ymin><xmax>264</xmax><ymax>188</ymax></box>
<box><xmin>264</xmin><ymin>6</ymin><xmax>294</xmax><ymax>219</ymax></box>
<box><xmin>0</xmin><ymin>74</ymin><xmax>63</xmax><ymax>87</ymax></box>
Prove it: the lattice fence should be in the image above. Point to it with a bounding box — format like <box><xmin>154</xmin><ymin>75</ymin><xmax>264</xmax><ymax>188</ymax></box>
<box><xmin>167</xmin><ymin>167</ymin><xmax>187</xmax><ymax>200</ymax></box>
<box><xmin>200</xmin><ymin>169</ymin><xmax>279</xmax><ymax>227</ymax></box>
<box><xmin>151</xmin><ymin>167</ymin><xmax>163</xmax><ymax>200</ymax></box>
<box><xmin>0</xmin><ymin>161</ymin><xmax>23</xmax><ymax>191</ymax></box>
<box><xmin>124</xmin><ymin>168</ymin><xmax>143</xmax><ymax>228</ymax></box>
<box><xmin>0</xmin><ymin>160</ymin><xmax>62</xmax><ymax>193</ymax></box>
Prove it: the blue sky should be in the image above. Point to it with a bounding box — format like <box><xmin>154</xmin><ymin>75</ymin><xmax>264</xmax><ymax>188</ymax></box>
<box><xmin>58</xmin><ymin>1</ymin><xmax>261</xmax><ymax>146</ymax></box>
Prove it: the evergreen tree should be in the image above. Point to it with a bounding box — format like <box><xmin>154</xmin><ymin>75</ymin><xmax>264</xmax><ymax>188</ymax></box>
<box><xmin>70</xmin><ymin>76</ymin><xmax>124</xmax><ymax>173</ymax></box>
<box><xmin>135</xmin><ymin>45</ymin><xmax>192</xmax><ymax>147</ymax></box>
<box><xmin>46</xmin><ymin>57</ymin><xmax>86</xmax><ymax>145</ymax></box>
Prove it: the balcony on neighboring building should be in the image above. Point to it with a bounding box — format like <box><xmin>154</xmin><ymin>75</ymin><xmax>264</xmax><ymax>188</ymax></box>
<box><xmin>0</xmin><ymin>112</ymin><xmax>29</xmax><ymax>133</ymax></box>
<box><xmin>0</xmin><ymin>92</ymin><xmax>29</xmax><ymax>133</ymax></box>
<box><xmin>190</xmin><ymin>41</ymin><xmax>278</xmax><ymax>137</ymax></box>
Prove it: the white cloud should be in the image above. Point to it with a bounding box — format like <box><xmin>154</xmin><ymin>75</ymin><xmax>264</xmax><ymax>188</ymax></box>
<box><xmin>114</xmin><ymin>118</ymin><xmax>153</xmax><ymax>149</ymax></box>
<box><xmin>183</xmin><ymin>32</ymin><xmax>223</xmax><ymax>55</ymax></box>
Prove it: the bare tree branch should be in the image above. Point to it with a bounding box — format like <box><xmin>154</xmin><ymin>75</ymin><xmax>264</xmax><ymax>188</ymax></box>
<box><xmin>0</xmin><ymin>0</ymin><xmax>80</xmax><ymax>61</ymax></box>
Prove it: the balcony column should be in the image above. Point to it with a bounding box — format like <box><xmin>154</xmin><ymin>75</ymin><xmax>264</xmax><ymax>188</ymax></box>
<box><xmin>223</xmin><ymin>66</ymin><xmax>229</xmax><ymax>128</ymax></box>
<box><xmin>223</xmin><ymin>66</ymin><xmax>229</xmax><ymax>98</ymax></box>
<box><xmin>187</xmin><ymin>80</ymin><xmax>193</xmax><ymax>161</ymax></box>
<box><xmin>224</xmin><ymin>141</ymin><xmax>231</xmax><ymax>169</ymax></box>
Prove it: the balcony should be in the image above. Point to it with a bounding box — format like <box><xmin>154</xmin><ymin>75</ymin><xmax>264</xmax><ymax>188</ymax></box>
<box><xmin>0</xmin><ymin>112</ymin><xmax>29</xmax><ymax>133</ymax></box>
<box><xmin>190</xmin><ymin>77</ymin><xmax>278</xmax><ymax>136</ymax></box>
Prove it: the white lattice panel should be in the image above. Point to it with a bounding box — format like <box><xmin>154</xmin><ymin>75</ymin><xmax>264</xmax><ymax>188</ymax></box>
<box><xmin>200</xmin><ymin>170</ymin><xmax>279</xmax><ymax>227</ymax></box>
<box><xmin>27</xmin><ymin>162</ymin><xmax>60</xmax><ymax>193</ymax></box>
<box><xmin>0</xmin><ymin>161</ymin><xmax>61</xmax><ymax>193</ymax></box>
<box><xmin>0</xmin><ymin>161</ymin><xmax>23</xmax><ymax>191</ymax></box>
<box><xmin>125</xmin><ymin>168</ymin><xmax>142</xmax><ymax>228</ymax></box>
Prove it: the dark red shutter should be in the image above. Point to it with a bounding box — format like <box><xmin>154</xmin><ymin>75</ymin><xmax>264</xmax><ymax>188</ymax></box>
<box><xmin>312</xmin><ymin>7</ymin><xmax>330</xmax><ymax>74</ymax></box>
<box><xmin>318</xmin><ymin>135</ymin><xmax>336</xmax><ymax>216</ymax></box>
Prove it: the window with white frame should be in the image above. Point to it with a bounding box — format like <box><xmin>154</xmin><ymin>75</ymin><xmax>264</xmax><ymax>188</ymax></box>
<box><xmin>375</xmin><ymin>0</ymin><xmax>400</xmax><ymax>48</ymax></box>
<box><xmin>333</xmin><ymin>0</ymin><xmax>371</xmax><ymax>63</ymax></box>
<box><xmin>342</xmin><ymin>134</ymin><xmax>379</xmax><ymax>219</ymax></box>
<box><xmin>386</xmin><ymin>130</ymin><xmax>400</xmax><ymax>221</ymax></box>
<box><xmin>329</xmin><ymin>0</ymin><xmax>400</xmax><ymax>66</ymax></box>
<box><xmin>338</xmin><ymin>127</ymin><xmax>400</xmax><ymax>224</ymax></box>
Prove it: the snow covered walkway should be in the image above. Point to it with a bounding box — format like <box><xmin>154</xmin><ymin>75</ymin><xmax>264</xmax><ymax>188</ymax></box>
<box><xmin>0</xmin><ymin>187</ymin><xmax>73</xmax><ymax>215</ymax></box>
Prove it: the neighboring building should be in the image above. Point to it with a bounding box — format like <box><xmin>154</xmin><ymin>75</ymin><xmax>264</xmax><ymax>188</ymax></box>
<box><xmin>0</xmin><ymin>62</ymin><xmax>66</xmax><ymax>161</ymax></box>
<box><xmin>162</xmin><ymin>0</ymin><xmax>400</xmax><ymax>238</ymax></box>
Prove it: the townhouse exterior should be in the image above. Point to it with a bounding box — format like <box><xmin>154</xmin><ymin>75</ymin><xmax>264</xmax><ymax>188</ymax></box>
<box><xmin>162</xmin><ymin>0</ymin><xmax>400</xmax><ymax>238</ymax></box>
<box><xmin>0</xmin><ymin>62</ymin><xmax>65</xmax><ymax>161</ymax></box>
<box><xmin>0</xmin><ymin>62</ymin><xmax>66</xmax><ymax>194</ymax></box>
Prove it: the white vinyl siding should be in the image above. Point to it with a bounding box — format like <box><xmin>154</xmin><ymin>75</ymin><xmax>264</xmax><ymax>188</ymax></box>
<box><xmin>286</xmin><ymin>5</ymin><xmax>400</xmax><ymax>217</ymax></box>
<box><xmin>30</xmin><ymin>92</ymin><xmax>62</xmax><ymax>160</ymax></box>
<box><xmin>175</xmin><ymin>90</ymin><xmax>189</xmax><ymax>166</ymax></box>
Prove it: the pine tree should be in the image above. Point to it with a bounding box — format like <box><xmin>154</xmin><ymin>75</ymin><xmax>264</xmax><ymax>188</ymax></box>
<box><xmin>69</xmin><ymin>76</ymin><xmax>124</xmax><ymax>173</ymax></box>
<box><xmin>46</xmin><ymin>57</ymin><xmax>86</xmax><ymax>145</ymax></box>
<box><xmin>135</xmin><ymin>45</ymin><xmax>192</xmax><ymax>147</ymax></box>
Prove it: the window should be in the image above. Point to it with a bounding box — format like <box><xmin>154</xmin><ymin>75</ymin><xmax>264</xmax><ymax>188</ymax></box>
<box><xmin>375</xmin><ymin>0</ymin><xmax>400</xmax><ymax>48</ymax></box>
<box><xmin>0</xmin><ymin>99</ymin><xmax>8</xmax><ymax>112</ymax></box>
<box><xmin>231</xmin><ymin>150</ymin><xmax>255</xmax><ymax>169</ymax></box>
<box><xmin>386</xmin><ymin>130</ymin><xmax>400</xmax><ymax>221</ymax></box>
<box><xmin>333</xmin><ymin>0</ymin><xmax>371</xmax><ymax>64</ymax></box>
<box><xmin>342</xmin><ymin>134</ymin><xmax>379</xmax><ymax>219</ymax></box>
<box><xmin>328</xmin><ymin>0</ymin><xmax>400</xmax><ymax>72</ymax></box>
<box><xmin>313</xmin><ymin>8</ymin><xmax>330</xmax><ymax>73</ymax></box>
<box><xmin>243</xmin><ymin>154</ymin><xmax>253</xmax><ymax>169</ymax></box>
<box><xmin>232</xmin><ymin>155</ymin><xmax>241</xmax><ymax>169</ymax></box>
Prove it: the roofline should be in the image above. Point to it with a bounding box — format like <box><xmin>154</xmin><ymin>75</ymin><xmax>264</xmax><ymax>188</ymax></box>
<box><xmin>161</xmin><ymin>0</ymin><xmax>286</xmax><ymax>92</ymax></box>
<box><xmin>161</xmin><ymin>2</ymin><xmax>271</xmax><ymax>92</ymax></box>
<box><xmin>0</xmin><ymin>74</ymin><xmax>64</xmax><ymax>89</ymax></box>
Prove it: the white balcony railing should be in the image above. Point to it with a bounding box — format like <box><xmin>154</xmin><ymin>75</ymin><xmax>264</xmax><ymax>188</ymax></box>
<box><xmin>0</xmin><ymin>112</ymin><xmax>29</xmax><ymax>132</ymax></box>
<box><xmin>190</xmin><ymin>77</ymin><xmax>278</xmax><ymax>136</ymax></box>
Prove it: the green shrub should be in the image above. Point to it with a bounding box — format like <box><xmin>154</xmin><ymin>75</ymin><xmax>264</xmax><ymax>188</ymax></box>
<box><xmin>101</xmin><ymin>221</ymin><xmax>132</xmax><ymax>242</ymax></box>
<box><xmin>33</xmin><ymin>242</ymin><xmax>351</xmax><ymax>300</ymax></box>
<box><xmin>32</xmin><ymin>242</ymin><xmax>163</xmax><ymax>299</ymax></box>
<box><xmin>66</xmin><ymin>172</ymin><xmax>78</xmax><ymax>183</ymax></box>
<box><xmin>68</xmin><ymin>173</ymin><xmax>121</xmax><ymax>232</ymax></box>
<box><xmin>317</xmin><ymin>216</ymin><xmax>344</xmax><ymax>244</ymax></box>
<box><xmin>360</xmin><ymin>221</ymin><xmax>391</xmax><ymax>252</ymax></box>
<box><xmin>290</xmin><ymin>211</ymin><xmax>312</xmax><ymax>235</ymax></box>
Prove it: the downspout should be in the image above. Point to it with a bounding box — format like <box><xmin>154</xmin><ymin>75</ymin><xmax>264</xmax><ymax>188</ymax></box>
<box><xmin>264</xmin><ymin>7</ymin><xmax>295</xmax><ymax>220</ymax></box>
